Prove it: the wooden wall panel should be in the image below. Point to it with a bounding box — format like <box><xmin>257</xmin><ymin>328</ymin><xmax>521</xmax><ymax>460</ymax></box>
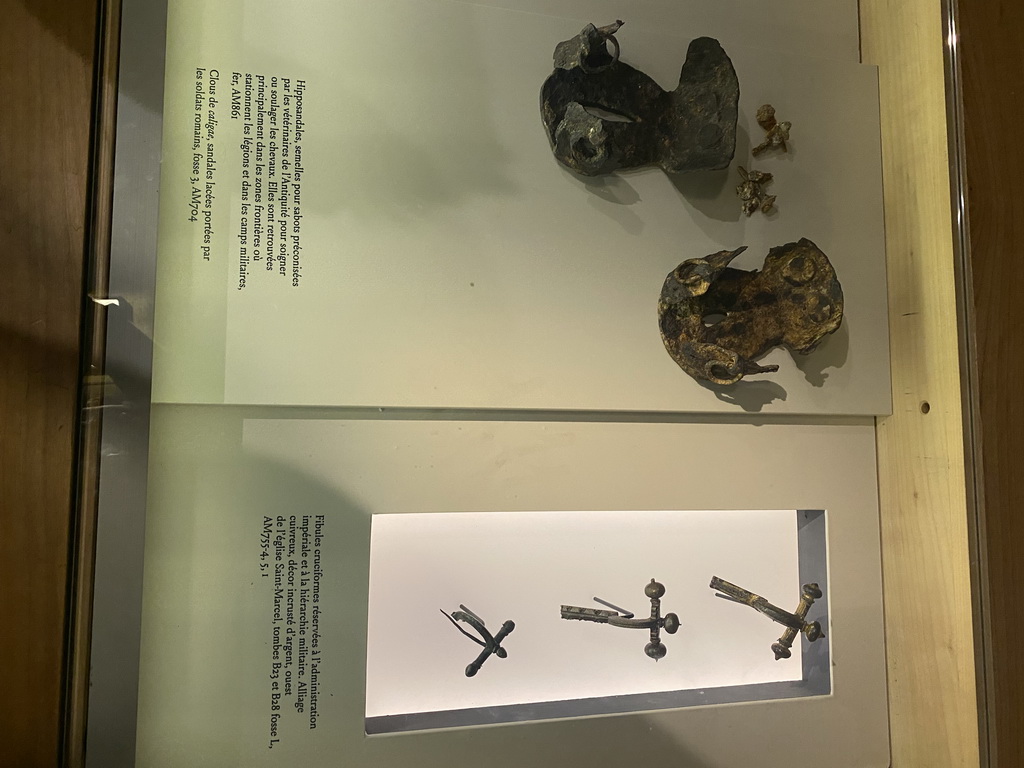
<box><xmin>860</xmin><ymin>1</ymin><xmax>981</xmax><ymax>765</ymax></box>
<box><xmin>959</xmin><ymin>0</ymin><xmax>1024</xmax><ymax>765</ymax></box>
<box><xmin>0</xmin><ymin>0</ymin><xmax>98</xmax><ymax>766</ymax></box>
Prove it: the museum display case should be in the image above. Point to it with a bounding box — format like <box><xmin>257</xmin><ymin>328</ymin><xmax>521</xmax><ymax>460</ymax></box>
<box><xmin>62</xmin><ymin>0</ymin><xmax>987</xmax><ymax>765</ymax></box>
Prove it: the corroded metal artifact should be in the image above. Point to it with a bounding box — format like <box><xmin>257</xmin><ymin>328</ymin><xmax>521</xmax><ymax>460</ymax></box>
<box><xmin>752</xmin><ymin>103</ymin><xmax>791</xmax><ymax>156</ymax></box>
<box><xmin>710</xmin><ymin>576</ymin><xmax>824</xmax><ymax>660</ymax></box>
<box><xmin>441</xmin><ymin>604</ymin><xmax>515</xmax><ymax>677</ymax></box>
<box><xmin>736</xmin><ymin>165</ymin><xmax>776</xmax><ymax>216</ymax></box>
<box><xmin>658</xmin><ymin>238</ymin><xmax>844</xmax><ymax>386</ymax></box>
<box><xmin>561</xmin><ymin>579</ymin><xmax>681</xmax><ymax>660</ymax></box>
<box><xmin>540</xmin><ymin>21</ymin><xmax>739</xmax><ymax>176</ymax></box>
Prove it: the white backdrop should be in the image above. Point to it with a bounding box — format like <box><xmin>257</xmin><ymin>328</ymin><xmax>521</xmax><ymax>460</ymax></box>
<box><xmin>366</xmin><ymin>509</ymin><xmax>804</xmax><ymax>718</ymax></box>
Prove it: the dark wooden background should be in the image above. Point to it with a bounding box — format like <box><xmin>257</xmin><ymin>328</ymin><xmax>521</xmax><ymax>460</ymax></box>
<box><xmin>1</xmin><ymin>0</ymin><xmax>99</xmax><ymax>765</ymax></box>
<box><xmin>0</xmin><ymin>0</ymin><xmax>1019</xmax><ymax>765</ymax></box>
<box><xmin>960</xmin><ymin>1</ymin><xmax>1024</xmax><ymax>764</ymax></box>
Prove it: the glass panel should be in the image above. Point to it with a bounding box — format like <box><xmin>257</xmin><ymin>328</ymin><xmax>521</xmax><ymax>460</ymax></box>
<box><xmin>85</xmin><ymin>0</ymin><xmax>971</xmax><ymax>764</ymax></box>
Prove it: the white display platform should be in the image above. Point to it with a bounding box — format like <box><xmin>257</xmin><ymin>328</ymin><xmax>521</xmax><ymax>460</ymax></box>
<box><xmin>134</xmin><ymin>411</ymin><xmax>888</xmax><ymax>767</ymax></box>
<box><xmin>366</xmin><ymin>508</ymin><xmax>827</xmax><ymax>732</ymax></box>
<box><xmin>151</xmin><ymin>0</ymin><xmax>889</xmax><ymax>415</ymax></box>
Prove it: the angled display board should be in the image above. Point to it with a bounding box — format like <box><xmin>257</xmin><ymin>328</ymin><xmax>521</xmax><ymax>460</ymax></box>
<box><xmin>366</xmin><ymin>508</ymin><xmax>829</xmax><ymax>733</ymax></box>
<box><xmin>150</xmin><ymin>0</ymin><xmax>889</xmax><ymax>415</ymax></box>
<box><xmin>134</xmin><ymin>414</ymin><xmax>888</xmax><ymax>767</ymax></box>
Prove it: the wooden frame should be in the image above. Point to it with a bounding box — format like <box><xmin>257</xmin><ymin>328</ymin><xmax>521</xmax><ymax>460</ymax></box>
<box><xmin>861</xmin><ymin>0</ymin><xmax>983</xmax><ymax>765</ymax></box>
<box><xmin>7</xmin><ymin>0</ymin><xmax>1018</xmax><ymax>765</ymax></box>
